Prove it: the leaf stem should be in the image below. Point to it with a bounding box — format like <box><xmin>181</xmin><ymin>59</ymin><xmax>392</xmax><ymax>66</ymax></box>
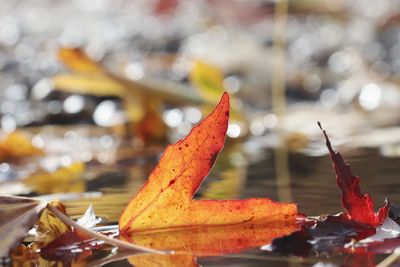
<box><xmin>47</xmin><ymin>204</ymin><xmax>166</xmax><ymax>254</ymax></box>
<box><xmin>377</xmin><ymin>250</ymin><xmax>400</xmax><ymax>267</ymax></box>
<box><xmin>272</xmin><ymin>0</ymin><xmax>292</xmax><ymax>203</ymax></box>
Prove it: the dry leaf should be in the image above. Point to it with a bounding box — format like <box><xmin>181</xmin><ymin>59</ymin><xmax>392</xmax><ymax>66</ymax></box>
<box><xmin>55</xmin><ymin>47</ymin><xmax>204</xmax><ymax>106</ymax></box>
<box><xmin>189</xmin><ymin>60</ymin><xmax>225</xmax><ymax>103</ymax></box>
<box><xmin>0</xmin><ymin>195</ymin><xmax>47</xmax><ymax>257</ymax></box>
<box><xmin>35</xmin><ymin>201</ymin><xmax>70</xmax><ymax>246</ymax></box>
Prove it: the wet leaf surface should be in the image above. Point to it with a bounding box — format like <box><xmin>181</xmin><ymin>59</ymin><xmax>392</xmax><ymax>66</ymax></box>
<box><xmin>320</xmin><ymin>122</ymin><xmax>388</xmax><ymax>227</ymax></box>
<box><xmin>2</xmin><ymin>104</ymin><xmax>400</xmax><ymax>266</ymax></box>
<box><xmin>40</xmin><ymin>230</ymin><xmax>102</xmax><ymax>264</ymax></box>
<box><xmin>119</xmin><ymin>93</ymin><xmax>297</xmax><ymax>233</ymax></box>
<box><xmin>264</xmin><ymin>126</ymin><xmax>399</xmax><ymax>263</ymax></box>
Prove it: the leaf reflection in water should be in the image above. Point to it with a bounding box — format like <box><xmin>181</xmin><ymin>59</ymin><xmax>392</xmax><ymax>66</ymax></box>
<box><xmin>124</xmin><ymin>222</ymin><xmax>298</xmax><ymax>266</ymax></box>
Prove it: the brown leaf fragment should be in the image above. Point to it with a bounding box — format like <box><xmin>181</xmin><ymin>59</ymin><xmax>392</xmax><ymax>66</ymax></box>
<box><xmin>35</xmin><ymin>201</ymin><xmax>70</xmax><ymax>246</ymax></box>
<box><xmin>0</xmin><ymin>195</ymin><xmax>47</xmax><ymax>257</ymax></box>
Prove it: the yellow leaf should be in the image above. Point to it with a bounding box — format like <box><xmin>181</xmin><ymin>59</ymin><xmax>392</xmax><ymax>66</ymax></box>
<box><xmin>52</xmin><ymin>74</ymin><xmax>125</xmax><ymax>97</ymax></box>
<box><xmin>0</xmin><ymin>131</ymin><xmax>44</xmax><ymax>161</ymax></box>
<box><xmin>35</xmin><ymin>201</ymin><xmax>70</xmax><ymax>246</ymax></box>
<box><xmin>189</xmin><ymin>60</ymin><xmax>225</xmax><ymax>103</ymax></box>
<box><xmin>24</xmin><ymin>163</ymin><xmax>85</xmax><ymax>194</ymax></box>
<box><xmin>58</xmin><ymin>47</ymin><xmax>104</xmax><ymax>75</ymax></box>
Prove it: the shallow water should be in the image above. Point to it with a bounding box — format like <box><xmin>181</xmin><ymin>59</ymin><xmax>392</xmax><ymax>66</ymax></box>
<box><xmin>65</xmin><ymin>142</ymin><xmax>400</xmax><ymax>266</ymax></box>
<box><xmin>4</xmin><ymin>129</ymin><xmax>400</xmax><ymax>266</ymax></box>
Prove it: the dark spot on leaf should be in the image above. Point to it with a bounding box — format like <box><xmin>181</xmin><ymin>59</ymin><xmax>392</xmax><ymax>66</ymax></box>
<box><xmin>168</xmin><ymin>179</ymin><xmax>176</xmax><ymax>186</ymax></box>
<box><xmin>209</xmin><ymin>152</ymin><xmax>218</xmax><ymax>165</ymax></box>
<box><xmin>225</xmin><ymin>111</ymin><xmax>229</xmax><ymax>117</ymax></box>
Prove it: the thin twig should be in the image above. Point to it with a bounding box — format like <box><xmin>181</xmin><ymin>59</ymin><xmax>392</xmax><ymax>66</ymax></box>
<box><xmin>272</xmin><ymin>0</ymin><xmax>292</xmax><ymax>202</ymax></box>
<box><xmin>377</xmin><ymin>251</ymin><xmax>400</xmax><ymax>267</ymax></box>
<box><xmin>272</xmin><ymin>0</ymin><xmax>289</xmax><ymax>117</ymax></box>
<box><xmin>47</xmin><ymin>204</ymin><xmax>166</xmax><ymax>255</ymax></box>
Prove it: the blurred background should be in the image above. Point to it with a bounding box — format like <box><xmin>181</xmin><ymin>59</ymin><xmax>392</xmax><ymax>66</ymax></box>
<box><xmin>3</xmin><ymin>0</ymin><xmax>400</xmax><ymax>265</ymax></box>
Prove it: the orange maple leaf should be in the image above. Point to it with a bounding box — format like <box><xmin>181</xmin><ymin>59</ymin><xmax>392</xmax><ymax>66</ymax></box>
<box><xmin>119</xmin><ymin>93</ymin><xmax>297</xmax><ymax>233</ymax></box>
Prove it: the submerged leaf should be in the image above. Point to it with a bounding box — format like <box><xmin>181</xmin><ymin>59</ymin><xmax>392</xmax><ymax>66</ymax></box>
<box><xmin>268</xmin><ymin>213</ymin><xmax>375</xmax><ymax>257</ymax></box>
<box><xmin>40</xmin><ymin>230</ymin><xmax>99</xmax><ymax>264</ymax></box>
<box><xmin>319</xmin><ymin>122</ymin><xmax>388</xmax><ymax>227</ymax></box>
<box><xmin>11</xmin><ymin>243</ymin><xmax>62</xmax><ymax>267</ymax></box>
<box><xmin>119</xmin><ymin>93</ymin><xmax>297</xmax><ymax>233</ymax></box>
<box><xmin>0</xmin><ymin>195</ymin><xmax>47</xmax><ymax>257</ymax></box>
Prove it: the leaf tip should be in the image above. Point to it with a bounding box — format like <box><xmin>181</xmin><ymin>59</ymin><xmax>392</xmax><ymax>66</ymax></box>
<box><xmin>221</xmin><ymin>92</ymin><xmax>230</xmax><ymax>107</ymax></box>
<box><xmin>318</xmin><ymin>122</ymin><xmax>335</xmax><ymax>155</ymax></box>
